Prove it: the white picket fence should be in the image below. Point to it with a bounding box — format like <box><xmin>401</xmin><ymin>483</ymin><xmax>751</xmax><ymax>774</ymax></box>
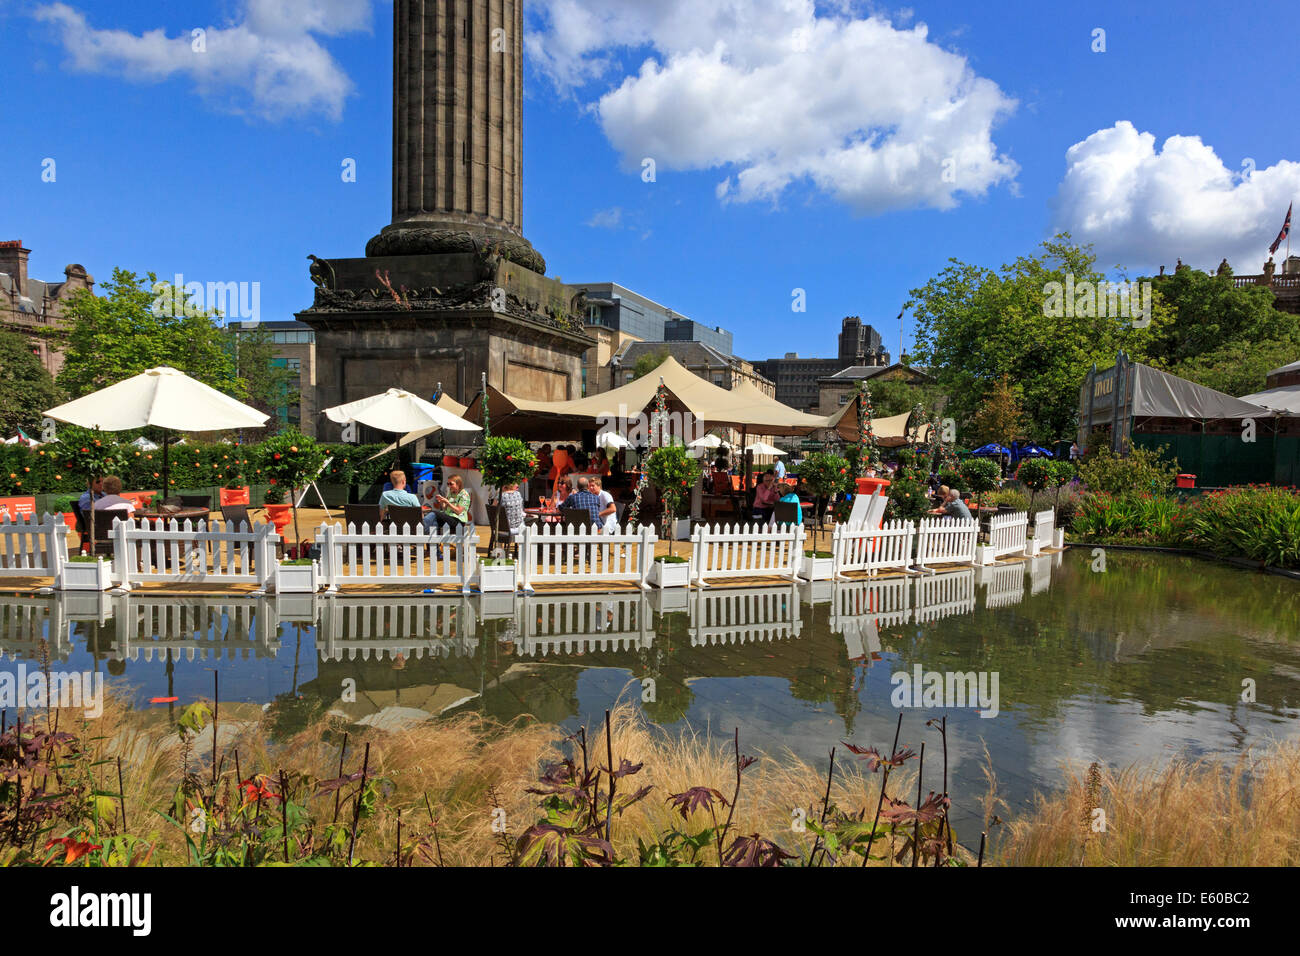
<box><xmin>518</xmin><ymin>523</ymin><xmax>656</xmax><ymax>591</ymax></box>
<box><xmin>0</xmin><ymin>514</ymin><xmax>68</xmax><ymax>579</ymax></box>
<box><xmin>113</xmin><ymin>597</ymin><xmax>278</xmax><ymax>662</ymax></box>
<box><xmin>832</xmin><ymin>520</ymin><xmax>916</xmax><ymax>577</ymax></box>
<box><xmin>316</xmin><ymin>595</ymin><xmax>477</xmax><ymax>660</ymax></box>
<box><xmin>1032</xmin><ymin>509</ymin><xmax>1055</xmax><ymax>551</ymax></box>
<box><xmin>913</xmin><ymin>516</ymin><xmax>978</xmax><ymax>572</ymax></box>
<box><xmin>517</xmin><ymin>592</ymin><xmax>653</xmax><ymax>655</ymax></box>
<box><xmin>689</xmin><ymin>584</ymin><xmax>802</xmax><ymax>645</ymax></box>
<box><xmin>317</xmin><ymin>521</ymin><xmax>478</xmax><ymax>592</ymax></box>
<box><xmin>986</xmin><ymin>511</ymin><xmax>1029</xmax><ymax>560</ymax></box>
<box><xmin>690</xmin><ymin>522</ymin><xmax>805</xmax><ymax>585</ymax></box>
<box><xmin>913</xmin><ymin>569</ymin><xmax>976</xmax><ymax>622</ymax></box>
<box><xmin>982</xmin><ymin>562</ymin><xmax>1026</xmax><ymax>608</ymax></box>
<box><xmin>113</xmin><ymin>518</ymin><xmax>279</xmax><ymax>589</ymax></box>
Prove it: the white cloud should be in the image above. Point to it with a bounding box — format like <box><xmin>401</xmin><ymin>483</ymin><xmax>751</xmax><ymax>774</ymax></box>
<box><xmin>585</xmin><ymin>206</ymin><xmax>624</xmax><ymax>229</ymax></box>
<box><xmin>33</xmin><ymin>0</ymin><xmax>373</xmax><ymax>121</ymax></box>
<box><xmin>1052</xmin><ymin>121</ymin><xmax>1300</xmax><ymax>273</ymax></box>
<box><xmin>526</xmin><ymin>0</ymin><xmax>1018</xmax><ymax>215</ymax></box>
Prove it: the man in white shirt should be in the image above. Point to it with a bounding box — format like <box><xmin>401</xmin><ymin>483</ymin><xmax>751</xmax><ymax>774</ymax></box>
<box><xmin>773</xmin><ymin>458</ymin><xmax>786</xmax><ymax>480</ymax></box>
<box><xmin>589</xmin><ymin>477</ymin><xmax>619</xmax><ymax>533</ymax></box>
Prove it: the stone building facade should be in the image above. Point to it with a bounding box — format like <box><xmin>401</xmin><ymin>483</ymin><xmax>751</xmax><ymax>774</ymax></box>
<box><xmin>0</xmin><ymin>240</ymin><xmax>94</xmax><ymax>375</ymax></box>
<box><xmin>815</xmin><ymin>363</ymin><xmax>933</xmax><ymax>417</ymax></box>
<box><xmin>756</xmin><ymin>316</ymin><xmax>891</xmax><ymax>411</ymax></box>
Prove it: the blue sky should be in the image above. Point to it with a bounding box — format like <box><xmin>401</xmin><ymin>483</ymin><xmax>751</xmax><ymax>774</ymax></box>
<box><xmin>4</xmin><ymin>0</ymin><xmax>1299</xmax><ymax>363</ymax></box>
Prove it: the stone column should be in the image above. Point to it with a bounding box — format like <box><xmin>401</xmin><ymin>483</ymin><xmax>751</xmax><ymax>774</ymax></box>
<box><xmin>368</xmin><ymin>0</ymin><xmax>544</xmax><ymax>273</ymax></box>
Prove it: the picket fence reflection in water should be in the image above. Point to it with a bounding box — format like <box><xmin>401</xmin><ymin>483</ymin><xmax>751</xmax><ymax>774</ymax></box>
<box><xmin>3</xmin><ymin>549</ymin><xmax>1300</xmax><ymax>830</ymax></box>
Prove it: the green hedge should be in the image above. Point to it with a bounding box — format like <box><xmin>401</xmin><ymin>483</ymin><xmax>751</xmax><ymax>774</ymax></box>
<box><xmin>0</xmin><ymin>436</ymin><xmax>390</xmax><ymax>497</ymax></box>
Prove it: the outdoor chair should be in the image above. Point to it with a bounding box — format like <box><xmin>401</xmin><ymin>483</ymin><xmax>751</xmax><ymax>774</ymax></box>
<box><xmin>220</xmin><ymin>504</ymin><xmax>254</xmax><ymax>531</ymax></box>
<box><xmin>487</xmin><ymin>504</ymin><xmax>518</xmax><ymax>560</ymax></box>
<box><xmin>561</xmin><ymin>507</ymin><xmax>595</xmax><ymax>532</ymax></box>
<box><xmin>178</xmin><ymin>494</ymin><xmax>212</xmax><ymax>513</ymax></box>
<box><xmin>343</xmin><ymin>504</ymin><xmax>382</xmax><ymax>531</ymax></box>
<box><xmin>385</xmin><ymin>505</ymin><xmax>424</xmax><ymax>531</ymax></box>
<box><xmin>88</xmin><ymin>508</ymin><xmax>131</xmax><ymax>558</ymax></box>
<box><xmin>773</xmin><ymin>501</ymin><xmax>802</xmax><ymax>527</ymax></box>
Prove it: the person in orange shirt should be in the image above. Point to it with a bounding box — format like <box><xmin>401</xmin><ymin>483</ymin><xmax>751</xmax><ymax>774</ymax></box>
<box><xmin>588</xmin><ymin>448</ymin><xmax>611</xmax><ymax>477</ymax></box>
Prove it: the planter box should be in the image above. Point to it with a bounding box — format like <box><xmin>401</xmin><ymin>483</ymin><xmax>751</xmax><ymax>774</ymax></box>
<box><xmin>650</xmin><ymin>587</ymin><xmax>691</xmax><ymax>614</ymax></box>
<box><xmin>1023</xmin><ymin>538</ymin><xmax>1041</xmax><ymax>558</ymax></box>
<box><xmin>275</xmin><ymin>561</ymin><xmax>320</xmax><ymax>594</ymax></box>
<box><xmin>670</xmin><ymin>517</ymin><xmax>691</xmax><ymax>541</ymax></box>
<box><xmin>799</xmin><ymin>578</ymin><xmax>834</xmax><ymax>604</ymax></box>
<box><xmin>478</xmin><ymin>562</ymin><xmax>518</xmax><ymax>593</ymax></box>
<box><xmin>1052</xmin><ymin>529</ymin><xmax>1065</xmax><ymax>549</ymax></box>
<box><xmin>975</xmin><ymin>545</ymin><xmax>996</xmax><ymax>565</ymax></box>
<box><xmin>478</xmin><ymin>590</ymin><xmax>518</xmax><ymax>619</ymax></box>
<box><xmin>58</xmin><ymin>557</ymin><xmax>113</xmax><ymax>592</ymax></box>
<box><xmin>800</xmin><ymin>553</ymin><xmax>834</xmax><ymax>581</ymax></box>
<box><xmin>648</xmin><ymin>559</ymin><xmax>690</xmax><ymax>589</ymax></box>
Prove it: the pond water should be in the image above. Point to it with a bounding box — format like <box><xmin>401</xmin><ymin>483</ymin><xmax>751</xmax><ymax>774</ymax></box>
<box><xmin>3</xmin><ymin>550</ymin><xmax>1299</xmax><ymax>835</ymax></box>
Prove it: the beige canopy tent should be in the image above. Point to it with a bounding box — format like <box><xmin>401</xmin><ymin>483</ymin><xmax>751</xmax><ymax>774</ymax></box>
<box><xmin>824</xmin><ymin>401</ymin><xmax>931</xmax><ymax>446</ymax></box>
<box><xmin>463</xmin><ymin>356</ymin><xmax>836</xmax><ymax>438</ymax></box>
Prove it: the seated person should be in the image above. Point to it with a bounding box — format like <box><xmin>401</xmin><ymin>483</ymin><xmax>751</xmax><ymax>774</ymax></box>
<box><xmin>554</xmin><ymin>476</ymin><xmax>573</xmax><ymax>507</ymax></box>
<box><xmin>752</xmin><ymin>470</ymin><xmax>780</xmax><ymax>522</ymax></box>
<box><xmin>589</xmin><ymin>476</ymin><xmax>618</xmax><ymax>533</ymax></box>
<box><xmin>776</xmin><ymin>482</ymin><xmax>803</xmax><ymax>525</ymax></box>
<box><xmin>79</xmin><ymin>477</ymin><xmax>105</xmax><ymax>513</ymax></box>
<box><xmin>378</xmin><ymin>469</ymin><xmax>421</xmax><ymax>518</ymax></box>
<box><xmin>424</xmin><ymin>475</ymin><xmax>472</xmax><ymax>531</ymax></box>
<box><xmin>565</xmin><ymin>476</ymin><xmax>603</xmax><ymax>528</ymax></box>
<box><xmin>500</xmin><ymin>481</ymin><xmax>525</xmax><ymax>535</ymax></box>
<box><xmin>536</xmin><ymin>444</ymin><xmax>553</xmax><ymax>479</ymax></box>
<box><xmin>93</xmin><ymin>476</ymin><xmax>136</xmax><ymax>518</ymax></box>
<box><xmin>588</xmin><ymin>449</ymin><xmax>611</xmax><ymax>476</ymax></box>
<box><xmin>941</xmin><ymin>488</ymin><xmax>973</xmax><ymax>521</ymax></box>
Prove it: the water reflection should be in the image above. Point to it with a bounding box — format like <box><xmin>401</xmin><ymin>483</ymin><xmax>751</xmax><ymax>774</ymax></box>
<box><xmin>3</xmin><ymin>549</ymin><xmax>1299</xmax><ymax>826</ymax></box>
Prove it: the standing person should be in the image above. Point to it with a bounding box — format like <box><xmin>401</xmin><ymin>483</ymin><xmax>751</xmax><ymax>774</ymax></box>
<box><xmin>1069</xmin><ymin>441</ymin><xmax>1080</xmax><ymax>461</ymax></box>
<box><xmin>589</xmin><ymin>476</ymin><xmax>619</xmax><ymax>533</ymax></box>
<box><xmin>752</xmin><ymin>470</ymin><xmax>780</xmax><ymax>523</ymax></box>
<box><xmin>565</xmin><ymin>476</ymin><xmax>603</xmax><ymax>528</ymax></box>
<box><xmin>773</xmin><ymin>456</ymin><xmax>786</xmax><ymax>480</ymax></box>
<box><xmin>379</xmin><ymin>469</ymin><xmax>420</xmax><ymax>517</ymax></box>
<box><xmin>424</xmin><ymin>474</ymin><xmax>471</xmax><ymax>531</ymax></box>
<box><xmin>536</xmin><ymin>444</ymin><xmax>553</xmax><ymax>480</ymax></box>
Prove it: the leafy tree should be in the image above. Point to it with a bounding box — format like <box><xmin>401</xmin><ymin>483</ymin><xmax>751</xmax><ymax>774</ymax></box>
<box><xmin>0</xmin><ymin>331</ymin><xmax>63</xmax><ymax>435</ymax></box>
<box><xmin>797</xmin><ymin>451</ymin><xmax>852</xmax><ymax>550</ymax></box>
<box><xmin>629</xmin><ymin>348</ymin><xmax>670</xmax><ymax>382</ymax></box>
<box><xmin>644</xmin><ymin>443</ymin><xmax>701</xmax><ymax>556</ymax></box>
<box><xmin>958</xmin><ymin>457</ymin><xmax>1001</xmax><ymax>513</ymax></box>
<box><xmin>57</xmin><ymin>268</ymin><xmax>240</xmax><ymax>400</ymax></box>
<box><xmin>1015</xmin><ymin>457</ymin><xmax>1053</xmax><ymax>513</ymax></box>
<box><xmin>968</xmin><ymin>375</ymin><xmax>1025</xmax><ymax>446</ymax></box>
<box><xmin>1077</xmin><ymin>443</ymin><xmax>1178</xmax><ymax>495</ymax></box>
<box><xmin>866</xmin><ymin>378</ymin><xmax>945</xmax><ymax>418</ymax></box>
<box><xmin>224</xmin><ymin>326</ymin><xmax>298</xmax><ymax>427</ymax></box>
<box><xmin>479</xmin><ymin>436</ymin><xmax>538</xmax><ymax>500</ymax></box>
<box><xmin>1143</xmin><ymin>266</ymin><xmax>1300</xmax><ymax>365</ymax></box>
<box><xmin>906</xmin><ymin>234</ymin><xmax>1167</xmax><ymax>441</ymax></box>
<box><xmin>1170</xmin><ymin>337</ymin><xmax>1300</xmax><ymax>397</ymax></box>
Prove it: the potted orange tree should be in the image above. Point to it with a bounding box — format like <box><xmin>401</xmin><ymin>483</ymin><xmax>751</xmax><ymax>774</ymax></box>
<box><xmin>258</xmin><ymin>428</ymin><xmax>325</xmax><ymax>554</ymax></box>
<box><xmin>644</xmin><ymin>442</ymin><xmax>700</xmax><ymax>587</ymax></box>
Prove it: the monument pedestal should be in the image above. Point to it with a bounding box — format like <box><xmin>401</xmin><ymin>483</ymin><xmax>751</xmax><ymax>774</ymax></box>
<box><xmin>297</xmin><ymin>248</ymin><xmax>591</xmax><ymax>439</ymax></box>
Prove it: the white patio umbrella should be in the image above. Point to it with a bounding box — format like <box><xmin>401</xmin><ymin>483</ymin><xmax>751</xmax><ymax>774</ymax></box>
<box><xmin>745</xmin><ymin>442</ymin><xmax>787</xmax><ymax>456</ymax></box>
<box><xmin>44</xmin><ymin>366</ymin><xmax>270</xmax><ymax>496</ymax></box>
<box><xmin>323</xmin><ymin>388</ymin><xmax>482</xmax><ymax>475</ymax></box>
<box><xmin>595</xmin><ymin>430</ymin><xmax>631</xmax><ymax>450</ymax></box>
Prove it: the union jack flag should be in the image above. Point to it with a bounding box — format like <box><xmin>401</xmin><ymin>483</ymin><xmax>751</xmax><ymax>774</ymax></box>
<box><xmin>1269</xmin><ymin>202</ymin><xmax>1292</xmax><ymax>256</ymax></box>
